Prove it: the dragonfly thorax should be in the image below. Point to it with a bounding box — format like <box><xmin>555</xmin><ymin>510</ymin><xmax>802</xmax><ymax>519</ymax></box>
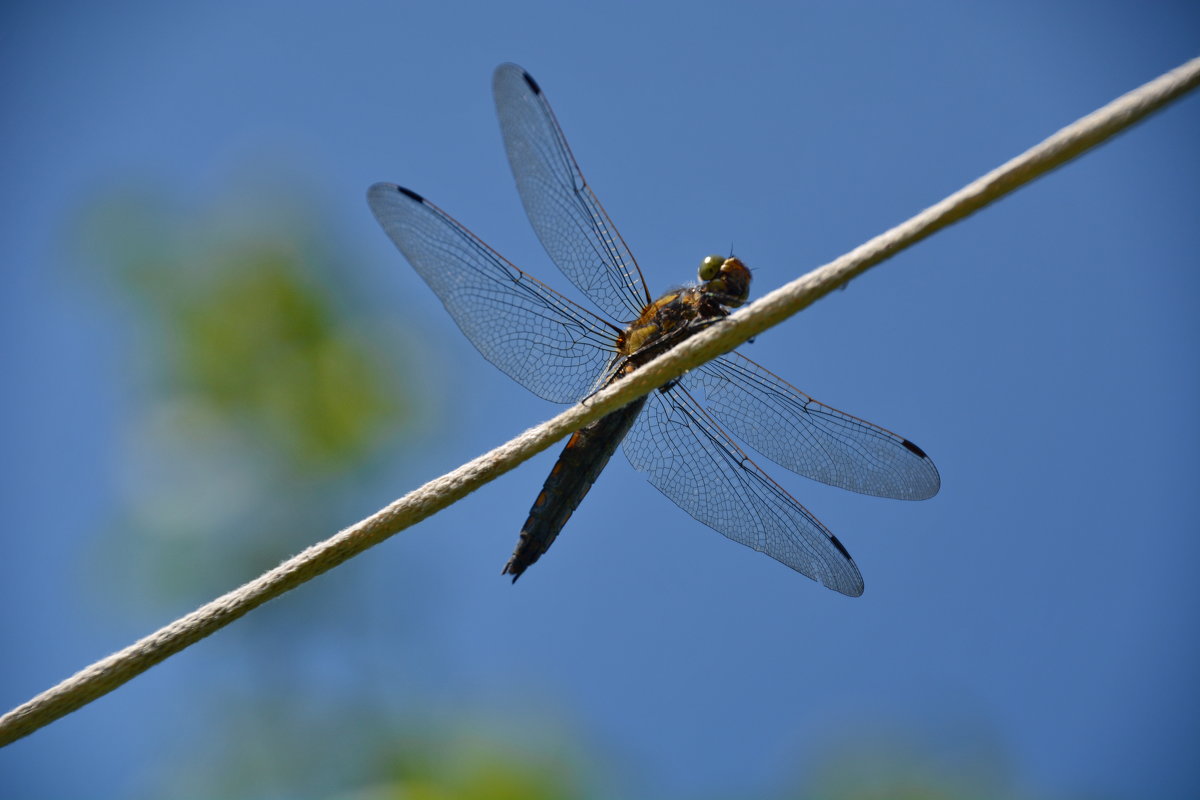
<box><xmin>615</xmin><ymin>256</ymin><xmax>752</xmax><ymax>362</ymax></box>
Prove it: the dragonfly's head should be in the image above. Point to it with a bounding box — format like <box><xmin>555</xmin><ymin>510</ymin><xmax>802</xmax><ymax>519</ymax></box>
<box><xmin>697</xmin><ymin>255</ymin><xmax>751</xmax><ymax>308</ymax></box>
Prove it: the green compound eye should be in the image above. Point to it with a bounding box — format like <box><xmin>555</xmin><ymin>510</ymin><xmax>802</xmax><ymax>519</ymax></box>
<box><xmin>698</xmin><ymin>254</ymin><xmax>725</xmax><ymax>281</ymax></box>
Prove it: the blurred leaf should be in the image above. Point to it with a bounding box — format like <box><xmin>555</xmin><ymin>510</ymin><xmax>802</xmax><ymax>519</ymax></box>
<box><xmin>73</xmin><ymin>181</ymin><xmax>426</xmax><ymax>600</ymax></box>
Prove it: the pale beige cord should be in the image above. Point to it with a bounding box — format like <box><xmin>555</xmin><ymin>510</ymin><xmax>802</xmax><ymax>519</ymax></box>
<box><xmin>3</xmin><ymin>55</ymin><xmax>1197</xmax><ymax>748</ymax></box>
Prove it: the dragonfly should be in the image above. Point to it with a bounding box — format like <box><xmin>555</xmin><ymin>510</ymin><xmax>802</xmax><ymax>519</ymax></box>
<box><xmin>367</xmin><ymin>64</ymin><xmax>940</xmax><ymax>596</ymax></box>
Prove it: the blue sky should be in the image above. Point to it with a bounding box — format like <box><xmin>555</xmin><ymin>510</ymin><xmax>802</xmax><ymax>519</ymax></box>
<box><xmin>2</xmin><ymin>2</ymin><xmax>1198</xmax><ymax>798</ymax></box>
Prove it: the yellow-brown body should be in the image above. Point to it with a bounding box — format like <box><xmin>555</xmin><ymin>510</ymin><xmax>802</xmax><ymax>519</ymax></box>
<box><xmin>502</xmin><ymin>257</ymin><xmax>752</xmax><ymax>579</ymax></box>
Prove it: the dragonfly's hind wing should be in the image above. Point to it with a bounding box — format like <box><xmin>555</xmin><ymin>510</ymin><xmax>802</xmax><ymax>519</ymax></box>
<box><xmin>622</xmin><ymin>383</ymin><xmax>864</xmax><ymax>596</ymax></box>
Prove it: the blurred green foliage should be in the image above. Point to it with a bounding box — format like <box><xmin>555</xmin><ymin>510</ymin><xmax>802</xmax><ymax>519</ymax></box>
<box><xmin>153</xmin><ymin>701</ymin><xmax>590</xmax><ymax>800</ymax></box>
<box><xmin>74</xmin><ymin>184</ymin><xmax>422</xmax><ymax>600</ymax></box>
<box><xmin>80</xmin><ymin>187</ymin><xmax>411</xmax><ymax>475</ymax></box>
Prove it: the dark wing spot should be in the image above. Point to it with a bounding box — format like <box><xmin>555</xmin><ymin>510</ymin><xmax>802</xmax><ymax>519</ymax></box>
<box><xmin>829</xmin><ymin>534</ymin><xmax>853</xmax><ymax>562</ymax></box>
<box><xmin>522</xmin><ymin>71</ymin><xmax>542</xmax><ymax>95</ymax></box>
<box><xmin>901</xmin><ymin>439</ymin><xmax>929</xmax><ymax>459</ymax></box>
<box><xmin>397</xmin><ymin>185</ymin><xmax>424</xmax><ymax>202</ymax></box>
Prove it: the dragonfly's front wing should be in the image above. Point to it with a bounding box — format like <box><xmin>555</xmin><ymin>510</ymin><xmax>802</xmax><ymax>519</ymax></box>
<box><xmin>367</xmin><ymin>183</ymin><xmax>618</xmax><ymax>405</ymax></box>
<box><xmin>493</xmin><ymin>63</ymin><xmax>651</xmax><ymax>323</ymax></box>
<box><xmin>621</xmin><ymin>383</ymin><xmax>865</xmax><ymax>596</ymax></box>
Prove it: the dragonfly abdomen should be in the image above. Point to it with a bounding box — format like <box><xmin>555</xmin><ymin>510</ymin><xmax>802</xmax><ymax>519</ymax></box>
<box><xmin>503</xmin><ymin>397</ymin><xmax>648</xmax><ymax>581</ymax></box>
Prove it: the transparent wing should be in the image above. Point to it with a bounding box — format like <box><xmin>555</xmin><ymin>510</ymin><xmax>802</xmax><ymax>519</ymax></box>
<box><xmin>622</xmin><ymin>384</ymin><xmax>865</xmax><ymax>596</ymax></box>
<box><xmin>493</xmin><ymin>63</ymin><xmax>652</xmax><ymax>323</ymax></box>
<box><xmin>685</xmin><ymin>351</ymin><xmax>941</xmax><ymax>499</ymax></box>
<box><xmin>367</xmin><ymin>183</ymin><xmax>620</xmax><ymax>404</ymax></box>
